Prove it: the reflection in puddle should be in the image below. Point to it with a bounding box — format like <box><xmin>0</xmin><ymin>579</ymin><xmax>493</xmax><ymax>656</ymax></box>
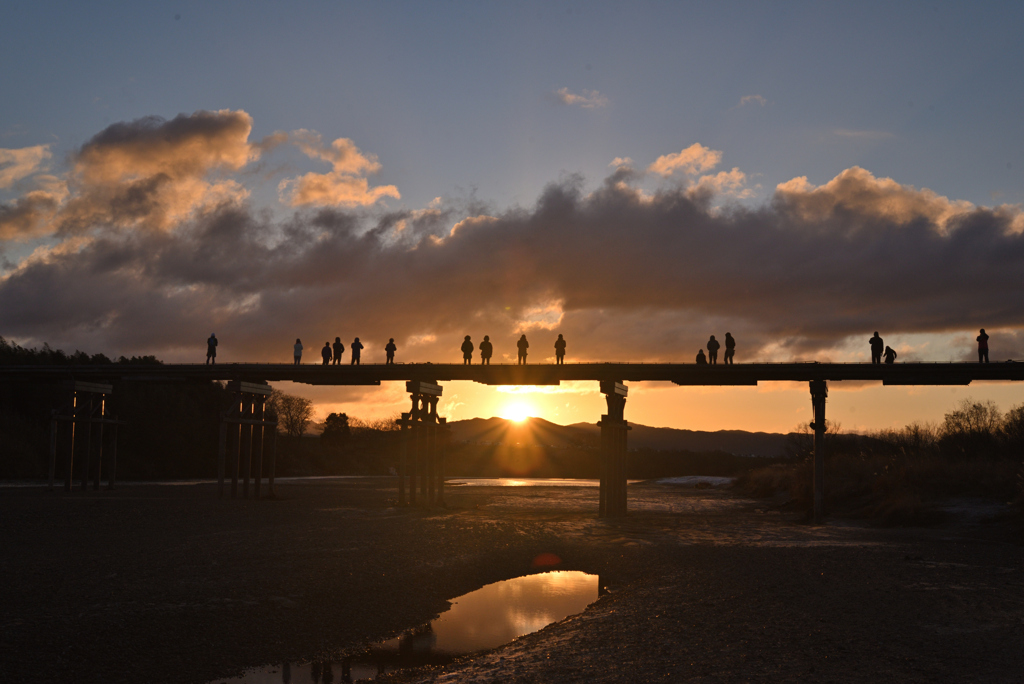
<box><xmin>216</xmin><ymin>570</ymin><xmax>599</xmax><ymax>683</ymax></box>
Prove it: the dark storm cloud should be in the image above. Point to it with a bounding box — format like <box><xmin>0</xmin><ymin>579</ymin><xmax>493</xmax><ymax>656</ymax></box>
<box><xmin>2</xmin><ymin>115</ymin><xmax>1023</xmax><ymax>362</ymax></box>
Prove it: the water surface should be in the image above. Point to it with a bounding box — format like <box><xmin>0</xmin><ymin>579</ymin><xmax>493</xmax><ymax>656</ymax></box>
<box><xmin>216</xmin><ymin>570</ymin><xmax>599</xmax><ymax>683</ymax></box>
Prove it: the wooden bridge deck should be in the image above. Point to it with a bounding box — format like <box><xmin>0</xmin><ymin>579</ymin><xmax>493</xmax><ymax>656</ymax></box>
<box><xmin>2</xmin><ymin>361</ymin><xmax>1022</xmax><ymax>386</ymax></box>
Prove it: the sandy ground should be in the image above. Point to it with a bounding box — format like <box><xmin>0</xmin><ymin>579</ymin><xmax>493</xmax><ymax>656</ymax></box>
<box><xmin>0</xmin><ymin>478</ymin><xmax>1021</xmax><ymax>683</ymax></box>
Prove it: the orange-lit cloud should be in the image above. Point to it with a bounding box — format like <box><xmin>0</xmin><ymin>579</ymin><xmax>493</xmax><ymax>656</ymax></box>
<box><xmin>738</xmin><ymin>94</ymin><xmax>767</xmax><ymax>107</ymax></box>
<box><xmin>690</xmin><ymin>167</ymin><xmax>752</xmax><ymax>199</ymax></box>
<box><xmin>0</xmin><ymin>145</ymin><xmax>52</xmax><ymax>188</ymax></box>
<box><xmin>57</xmin><ymin>109</ymin><xmax>258</xmax><ymax>233</ymax></box>
<box><xmin>278</xmin><ymin>130</ymin><xmax>400</xmax><ymax>207</ymax></box>
<box><xmin>0</xmin><ymin>176</ymin><xmax>67</xmax><ymax>240</ymax></box>
<box><xmin>648</xmin><ymin>143</ymin><xmax>722</xmax><ymax>176</ymax></box>
<box><xmin>552</xmin><ymin>87</ymin><xmax>609</xmax><ymax>109</ymax></box>
<box><xmin>775</xmin><ymin>166</ymin><xmax>974</xmax><ymax>233</ymax></box>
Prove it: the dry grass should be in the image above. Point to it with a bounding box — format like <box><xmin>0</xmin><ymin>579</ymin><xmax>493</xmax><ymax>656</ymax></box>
<box><xmin>735</xmin><ymin>454</ymin><xmax>1023</xmax><ymax>526</ymax></box>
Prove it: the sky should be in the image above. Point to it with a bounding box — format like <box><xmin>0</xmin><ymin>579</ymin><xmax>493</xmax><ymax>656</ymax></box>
<box><xmin>3</xmin><ymin>1</ymin><xmax>1024</xmax><ymax>433</ymax></box>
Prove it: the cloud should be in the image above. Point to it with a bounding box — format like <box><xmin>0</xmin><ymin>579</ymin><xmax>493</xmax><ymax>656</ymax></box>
<box><xmin>775</xmin><ymin>166</ymin><xmax>974</xmax><ymax>232</ymax></box>
<box><xmin>608</xmin><ymin>157</ymin><xmax>634</xmax><ymax>168</ymax></box>
<box><xmin>57</xmin><ymin>109</ymin><xmax>258</xmax><ymax>233</ymax></box>
<box><xmin>552</xmin><ymin>87</ymin><xmax>609</xmax><ymax>109</ymax></box>
<box><xmin>738</xmin><ymin>95</ymin><xmax>767</xmax><ymax>107</ymax></box>
<box><xmin>0</xmin><ymin>145</ymin><xmax>51</xmax><ymax>188</ymax></box>
<box><xmin>278</xmin><ymin>130</ymin><xmax>400</xmax><ymax>207</ymax></box>
<box><xmin>0</xmin><ymin>176</ymin><xmax>67</xmax><ymax>240</ymax></box>
<box><xmin>648</xmin><ymin>143</ymin><xmax>722</xmax><ymax>177</ymax></box>
<box><xmin>833</xmin><ymin>129</ymin><xmax>895</xmax><ymax>140</ymax></box>
<box><xmin>690</xmin><ymin>167</ymin><xmax>754</xmax><ymax>199</ymax></box>
<box><xmin>3</xmin><ymin>114</ymin><xmax>1024</xmax><ymax>370</ymax></box>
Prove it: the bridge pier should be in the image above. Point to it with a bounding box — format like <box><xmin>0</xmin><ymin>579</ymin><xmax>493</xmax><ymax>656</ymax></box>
<box><xmin>598</xmin><ymin>381</ymin><xmax>630</xmax><ymax>518</ymax></box>
<box><xmin>809</xmin><ymin>379</ymin><xmax>827</xmax><ymax>524</ymax></box>
<box><xmin>49</xmin><ymin>382</ymin><xmax>121</xmax><ymax>493</ymax></box>
<box><xmin>397</xmin><ymin>381</ymin><xmax>448</xmax><ymax>507</ymax></box>
<box><xmin>218</xmin><ymin>381</ymin><xmax>275</xmax><ymax>499</ymax></box>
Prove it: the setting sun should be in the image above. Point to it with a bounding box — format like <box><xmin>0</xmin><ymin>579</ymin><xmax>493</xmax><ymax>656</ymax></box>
<box><xmin>500</xmin><ymin>402</ymin><xmax>535</xmax><ymax>422</ymax></box>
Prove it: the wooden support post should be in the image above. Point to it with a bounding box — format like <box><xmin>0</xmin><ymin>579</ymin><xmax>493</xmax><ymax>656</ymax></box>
<box><xmin>598</xmin><ymin>414</ymin><xmax>608</xmax><ymax>517</ymax></box>
<box><xmin>107</xmin><ymin>421</ymin><xmax>118</xmax><ymax>490</ymax></box>
<box><xmin>217</xmin><ymin>419</ymin><xmax>228</xmax><ymax>499</ymax></box>
<box><xmin>241</xmin><ymin>395</ymin><xmax>253</xmax><ymax>499</ymax></box>
<box><xmin>411</xmin><ymin>420</ymin><xmax>421</xmax><ymax>505</ymax></box>
<box><xmin>267</xmin><ymin>426</ymin><xmax>277</xmax><ymax>498</ymax></box>
<box><xmin>427</xmin><ymin>422</ymin><xmax>436</xmax><ymax>505</ymax></box>
<box><xmin>253</xmin><ymin>397</ymin><xmax>265</xmax><ymax>499</ymax></box>
<box><xmin>48</xmin><ymin>411</ymin><xmax>58</xmax><ymax>491</ymax></box>
<box><xmin>80</xmin><ymin>394</ymin><xmax>95</xmax><ymax>491</ymax></box>
<box><xmin>230</xmin><ymin>394</ymin><xmax>241</xmax><ymax>499</ymax></box>
<box><xmin>426</xmin><ymin>398</ymin><xmax>437</xmax><ymax>505</ymax></box>
<box><xmin>810</xmin><ymin>379</ymin><xmax>828</xmax><ymax>524</ymax></box>
<box><xmin>398</xmin><ymin>412</ymin><xmax>410</xmax><ymax>505</ymax></box>
<box><xmin>436</xmin><ymin>417</ymin><xmax>447</xmax><ymax>507</ymax></box>
<box><xmin>408</xmin><ymin>434</ymin><xmax>416</xmax><ymax>504</ymax></box>
<box><xmin>94</xmin><ymin>396</ymin><xmax>105</xmax><ymax>491</ymax></box>
<box><xmin>65</xmin><ymin>392</ymin><xmax>77</xmax><ymax>493</ymax></box>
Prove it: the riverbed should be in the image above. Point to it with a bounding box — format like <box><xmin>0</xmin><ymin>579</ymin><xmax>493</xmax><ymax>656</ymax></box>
<box><xmin>0</xmin><ymin>478</ymin><xmax>1020</xmax><ymax>683</ymax></box>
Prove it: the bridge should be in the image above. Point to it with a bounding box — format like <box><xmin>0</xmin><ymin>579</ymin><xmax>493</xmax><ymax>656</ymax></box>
<box><xmin>4</xmin><ymin>361</ymin><xmax>1021</xmax><ymax>521</ymax></box>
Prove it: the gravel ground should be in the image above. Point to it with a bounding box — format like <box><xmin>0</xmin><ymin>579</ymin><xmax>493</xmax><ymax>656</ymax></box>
<box><xmin>0</xmin><ymin>478</ymin><xmax>1021</xmax><ymax>683</ymax></box>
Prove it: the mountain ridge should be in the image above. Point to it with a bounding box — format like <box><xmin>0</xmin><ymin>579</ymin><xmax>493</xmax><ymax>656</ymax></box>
<box><xmin>448</xmin><ymin>416</ymin><xmax>791</xmax><ymax>457</ymax></box>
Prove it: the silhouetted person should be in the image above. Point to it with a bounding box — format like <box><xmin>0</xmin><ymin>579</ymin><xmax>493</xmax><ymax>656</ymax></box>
<box><xmin>206</xmin><ymin>333</ymin><xmax>217</xmax><ymax>365</ymax></box>
<box><xmin>321</xmin><ymin>342</ymin><xmax>331</xmax><ymax>366</ymax></box>
<box><xmin>696</xmin><ymin>349</ymin><xmax>707</xmax><ymax>364</ymax></box>
<box><xmin>707</xmin><ymin>335</ymin><xmax>720</xmax><ymax>364</ymax></box>
<box><xmin>480</xmin><ymin>335</ymin><xmax>493</xmax><ymax>365</ymax></box>
<box><xmin>282</xmin><ymin>661</ymin><xmax>291</xmax><ymax>684</ymax></box>
<box><xmin>293</xmin><ymin>338</ymin><xmax>303</xmax><ymax>365</ymax></box>
<box><xmin>332</xmin><ymin>337</ymin><xmax>344</xmax><ymax>365</ymax></box>
<box><xmin>385</xmin><ymin>338</ymin><xmax>397</xmax><ymax>364</ymax></box>
<box><xmin>554</xmin><ymin>334</ymin><xmax>566</xmax><ymax>364</ymax></box>
<box><xmin>461</xmin><ymin>335</ymin><xmax>474</xmax><ymax>364</ymax></box>
<box><xmin>350</xmin><ymin>337</ymin><xmax>363</xmax><ymax>365</ymax></box>
<box><xmin>977</xmin><ymin>328</ymin><xmax>989</xmax><ymax>363</ymax></box>
<box><xmin>869</xmin><ymin>332</ymin><xmax>884</xmax><ymax>364</ymax></box>
<box><xmin>517</xmin><ymin>334</ymin><xmax>529</xmax><ymax>364</ymax></box>
<box><xmin>724</xmin><ymin>332</ymin><xmax>735</xmax><ymax>364</ymax></box>
<box><xmin>883</xmin><ymin>346</ymin><xmax>897</xmax><ymax>364</ymax></box>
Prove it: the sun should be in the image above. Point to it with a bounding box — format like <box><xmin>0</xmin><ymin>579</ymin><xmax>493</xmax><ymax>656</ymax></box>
<box><xmin>501</xmin><ymin>402</ymin><xmax>534</xmax><ymax>422</ymax></box>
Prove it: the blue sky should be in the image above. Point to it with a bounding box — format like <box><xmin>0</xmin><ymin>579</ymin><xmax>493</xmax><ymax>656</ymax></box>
<box><xmin>3</xmin><ymin>1</ymin><xmax>1024</xmax><ymax>431</ymax></box>
<box><xmin>4</xmin><ymin>1</ymin><xmax>1022</xmax><ymax>211</ymax></box>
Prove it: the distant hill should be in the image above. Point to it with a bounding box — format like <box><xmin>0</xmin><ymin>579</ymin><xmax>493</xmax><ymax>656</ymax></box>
<box><xmin>448</xmin><ymin>417</ymin><xmax>791</xmax><ymax>457</ymax></box>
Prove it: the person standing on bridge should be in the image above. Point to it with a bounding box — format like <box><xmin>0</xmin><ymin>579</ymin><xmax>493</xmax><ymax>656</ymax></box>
<box><xmin>293</xmin><ymin>338</ymin><xmax>303</xmax><ymax>365</ymax></box>
<box><xmin>554</xmin><ymin>334</ymin><xmax>566</xmax><ymax>364</ymax></box>
<box><xmin>517</xmin><ymin>334</ymin><xmax>530</xmax><ymax>365</ymax></box>
<box><xmin>206</xmin><ymin>333</ymin><xmax>217</xmax><ymax>365</ymax></box>
<box><xmin>883</xmin><ymin>345</ymin><xmax>898</xmax><ymax>364</ymax></box>
<box><xmin>480</xmin><ymin>335</ymin><xmax>493</xmax><ymax>365</ymax></box>
<box><xmin>696</xmin><ymin>349</ymin><xmax>708</xmax><ymax>364</ymax></box>
<box><xmin>977</xmin><ymin>329</ymin><xmax>989</xmax><ymax>363</ymax></box>
<box><xmin>869</xmin><ymin>332</ymin><xmax>884</xmax><ymax>364</ymax></box>
<box><xmin>321</xmin><ymin>342</ymin><xmax>332</xmax><ymax>366</ymax></box>
<box><xmin>707</xmin><ymin>335</ymin><xmax>721</xmax><ymax>364</ymax></box>
<box><xmin>332</xmin><ymin>337</ymin><xmax>344</xmax><ymax>365</ymax></box>
<box><xmin>351</xmin><ymin>337</ymin><xmax>364</xmax><ymax>365</ymax></box>
<box><xmin>385</xmin><ymin>338</ymin><xmax>397</xmax><ymax>364</ymax></box>
<box><xmin>724</xmin><ymin>332</ymin><xmax>735</xmax><ymax>364</ymax></box>
<box><xmin>461</xmin><ymin>335</ymin><xmax>474</xmax><ymax>364</ymax></box>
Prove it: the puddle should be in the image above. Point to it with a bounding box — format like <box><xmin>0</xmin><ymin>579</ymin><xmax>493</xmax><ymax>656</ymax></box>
<box><xmin>216</xmin><ymin>570</ymin><xmax>599</xmax><ymax>683</ymax></box>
